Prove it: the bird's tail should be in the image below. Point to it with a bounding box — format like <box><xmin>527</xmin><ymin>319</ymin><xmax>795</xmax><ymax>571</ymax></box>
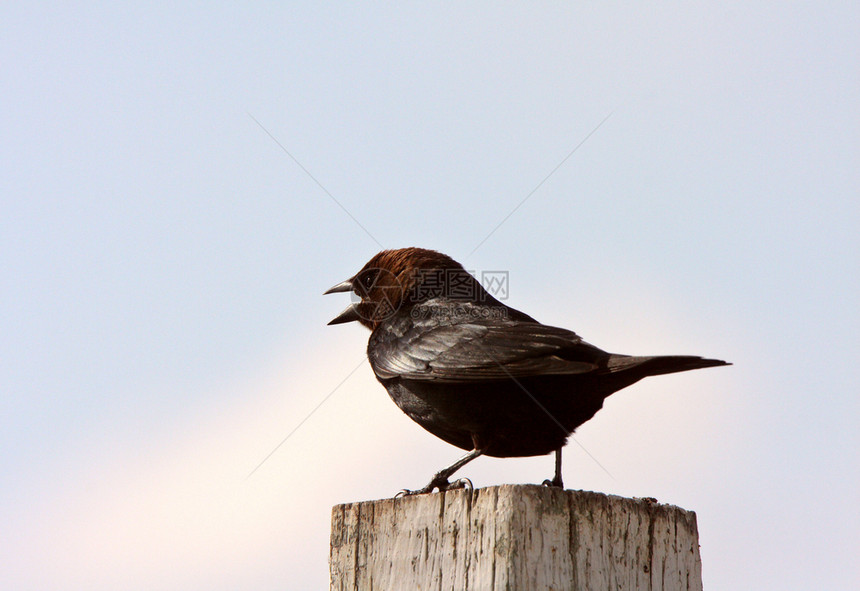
<box><xmin>605</xmin><ymin>355</ymin><xmax>730</xmax><ymax>388</ymax></box>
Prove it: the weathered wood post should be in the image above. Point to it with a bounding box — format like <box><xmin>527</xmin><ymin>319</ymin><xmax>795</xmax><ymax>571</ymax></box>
<box><xmin>330</xmin><ymin>484</ymin><xmax>702</xmax><ymax>590</ymax></box>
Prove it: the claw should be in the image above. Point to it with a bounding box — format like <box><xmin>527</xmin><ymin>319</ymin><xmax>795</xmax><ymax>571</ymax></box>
<box><xmin>395</xmin><ymin>476</ymin><xmax>474</xmax><ymax>497</ymax></box>
<box><xmin>446</xmin><ymin>477</ymin><xmax>473</xmax><ymax>492</ymax></box>
<box><xmin>394</xmin><ymin>481</ymin><xmax>442</xmax><ymax>497</ymax></box>
<box><xmin>394</xmin><ymin>485</ymin><xmax>436</xmax><ymax>497</ymax></box>
<box><xmin>542</xmin><ymin>476</ymin><xmax>564</xmax><ymax>488</ymax></box>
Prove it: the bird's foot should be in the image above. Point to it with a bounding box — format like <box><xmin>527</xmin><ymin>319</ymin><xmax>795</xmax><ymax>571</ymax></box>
<box><xmin>445</xmin><ymin>477</ymin><xmax>473</xmax><ymax>492</ymax></box>
<box><xmin>542</xmin><ymin>476</ymin><xmax>564</xmax><ymax>489</ymax></box>
<box><xmin>396</xmin><ymin>477</ymin><xmax>473</xmax><ymax>497</ymax></box>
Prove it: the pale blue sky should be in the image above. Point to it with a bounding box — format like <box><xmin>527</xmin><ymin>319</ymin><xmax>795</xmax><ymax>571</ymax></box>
<box><xmin>2</xmin><ymin>3</ymin><xmax>858</xmax><ymax>590</ymax></box>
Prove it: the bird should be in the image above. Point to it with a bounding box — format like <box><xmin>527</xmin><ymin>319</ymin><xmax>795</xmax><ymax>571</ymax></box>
<box><xmin>324</xmin><ymin>247</ymin><xmax>729</xmax><ymax>494</ymax></box>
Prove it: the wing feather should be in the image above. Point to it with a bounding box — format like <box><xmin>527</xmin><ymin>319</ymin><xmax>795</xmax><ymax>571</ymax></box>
<box><xmin>370</xmin><ymin>320</ymin><xmax>599</xmax><ymax>382</ymax></box>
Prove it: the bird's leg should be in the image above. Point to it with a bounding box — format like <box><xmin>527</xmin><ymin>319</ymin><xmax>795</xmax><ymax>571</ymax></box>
<box><xmin>399</xmin><ymin>449</ymin><xmax>483</xmax><ymax>496</ymax></box>
<box><xmin>542</xmin><ymin>447</ymin><xmax>564</xmax><ymax>488</ymax></box>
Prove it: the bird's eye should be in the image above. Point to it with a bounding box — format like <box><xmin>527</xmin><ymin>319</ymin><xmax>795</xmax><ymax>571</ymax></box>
<box><xmin>359</xmin><ymin>269</ymin><xmax>378</xmax><ymax>292</ymax></box>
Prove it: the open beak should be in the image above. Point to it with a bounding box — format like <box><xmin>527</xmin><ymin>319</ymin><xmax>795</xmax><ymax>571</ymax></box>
<box><xmin>323</xmin><ymin>279</ymin><xmax>354</xmax><ymax>295</ymax></box>
<box><xmin>324</xmin><ymin>278</ymin><xmax>361</xmax><ymax>325</ymax></box>
<box><xmin>327</xmin><ymin>303</ymin><xmax>361</xmax><ymax>325</ymax></box>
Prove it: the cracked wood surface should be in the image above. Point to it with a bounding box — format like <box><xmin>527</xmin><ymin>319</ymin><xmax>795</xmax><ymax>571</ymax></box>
<box><xmin>330</xmin><ymin>484</ymin><xmax>702</xmax><ymax>591</ymax></box>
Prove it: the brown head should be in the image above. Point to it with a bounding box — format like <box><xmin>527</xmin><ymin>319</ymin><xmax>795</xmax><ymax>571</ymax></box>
<box><xmin>324</xmin><ymin>247</ymin><xmax>478</xmax><ymax>329</ymax></box>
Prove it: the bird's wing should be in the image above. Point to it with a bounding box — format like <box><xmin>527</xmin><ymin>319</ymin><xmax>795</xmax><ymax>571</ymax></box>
<box><xmin>369</xmin><ymin>321</ymin><xmax>600</xmax><ymax>382</ymax></box>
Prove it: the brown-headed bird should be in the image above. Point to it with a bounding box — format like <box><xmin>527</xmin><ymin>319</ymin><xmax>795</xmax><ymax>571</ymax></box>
<box><xmin>325</xmin><ymin>247</ymin><xmax>729</xmax><ymax>494</ymax></box>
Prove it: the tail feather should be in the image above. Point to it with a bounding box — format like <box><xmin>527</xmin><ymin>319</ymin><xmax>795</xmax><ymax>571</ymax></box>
<box><xmin>607</xmin><ymin>355</ymin><xmax>731</xmax><ymax>379</ymax></box>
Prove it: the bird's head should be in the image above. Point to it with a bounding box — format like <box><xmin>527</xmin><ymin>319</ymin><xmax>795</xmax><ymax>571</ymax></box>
<box><xmin>324</xmin><ymin>247</ymin><xmax>475</xmax><ymax>329</ymax></box>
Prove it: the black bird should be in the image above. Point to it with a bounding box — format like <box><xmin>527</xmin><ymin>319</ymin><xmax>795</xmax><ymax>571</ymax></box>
<box><xmin>325</xmin><ymin>247</ymin><xmax>729</xmax><ymax>494</ymax></box>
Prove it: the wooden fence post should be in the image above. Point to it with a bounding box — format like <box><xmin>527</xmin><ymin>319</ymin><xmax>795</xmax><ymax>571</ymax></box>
<box><xmin>330</xmin><ymin>484</ymin><xmax>702</xmax><ymax>590</ymax></box>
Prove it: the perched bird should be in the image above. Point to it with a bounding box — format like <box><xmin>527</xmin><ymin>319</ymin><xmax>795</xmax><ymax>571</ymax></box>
<box><xmin>325</xmin><ymin>247</ymin><xmax>729</xmax><ymax>494</ymax></box>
